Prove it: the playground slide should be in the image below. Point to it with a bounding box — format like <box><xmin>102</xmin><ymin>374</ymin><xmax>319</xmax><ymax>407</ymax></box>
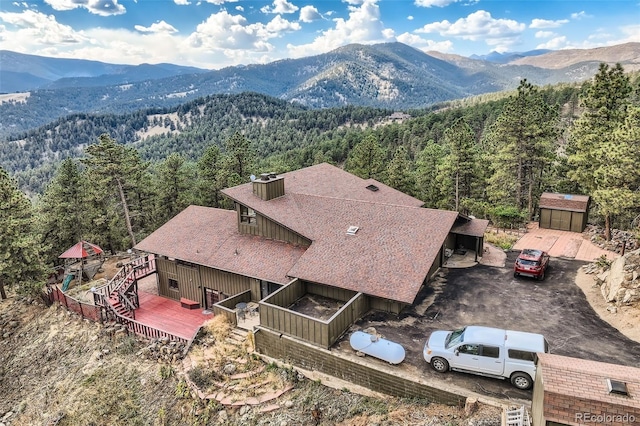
<box><xmin>62</xmin><ymin>274</ymin><xmax>74</xmax><ymax>292</ymax></box>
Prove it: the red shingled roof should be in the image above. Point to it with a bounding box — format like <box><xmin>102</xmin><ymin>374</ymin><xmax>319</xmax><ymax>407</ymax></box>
<box><xmin>539</xmin><ymin>192</ymin><xmax>590</xmax><ymax>212</ymax></box>
<box><xmin>451</xmin><ymin>218</ymin><xmax>489</xmax><ymax>237</ymax></box>
<box><xmin>225</xmin><ymin>163</ymin><xmax>425</xmax><ymax>208</ymax></box>
<box><xmin>135</xmin><ymin>206</ymin><xmax>305</xmax><ymax>284</ymax></box>
<box><xmin>138</xmin><ymin>163</ymin><xmax>474</xmax><ymax>304</ymax></box>
<box><xmin>59</xmin><ymin>241</ymin><xmax>104</xmax><ymax>259</ymax></box>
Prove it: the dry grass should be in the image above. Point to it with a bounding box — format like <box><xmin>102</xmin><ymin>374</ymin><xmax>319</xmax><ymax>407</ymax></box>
<box><xmin>484</xmin><ymin>231</ymin><xmax>519</xmax><ymax>250</ymax></box>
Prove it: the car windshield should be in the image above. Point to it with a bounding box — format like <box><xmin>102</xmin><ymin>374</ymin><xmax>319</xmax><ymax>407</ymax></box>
<box><xmin>518</xmin><ymin>259</ymin><xmax>540</xmax><ymax>266</ymax></box>
<box><xmin>445</xmin><ymin>327</ymin><xmax>465</xmax><ymax>349</ymax></box>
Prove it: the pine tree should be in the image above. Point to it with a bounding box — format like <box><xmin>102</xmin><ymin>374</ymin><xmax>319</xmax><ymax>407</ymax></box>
<box><xmin>439</xmin><ymin>118</ymin><xmax>478</xmax><ymax>213</ymax></box>
<box><xmin>0</xmin><ymin>167</ymin><xmax>47</xmax><ymax>299</ymax></box>
<box><xmin>385</xmin><ymin>146</ymin><xmax>415</xmax><ymax>195</ymax></box>
<box><xmin>567</xmin><ymin>63</ymin><xmax>633</xmax><ymax>239</ymax></box>
<box><xmin>82</xmin><ymin>134</ymin><xmax>149</xmax><ymax>248</ymax></box>
<box><xmin>486</xmin><ymin>80</ymin><xmax>558</xmax><ymax>220</ymax></box>
<box><xmin>345</xmin><ymin>135</ymin><xmax>386</xmax><ymax>180</ymax></box>
<box><xmin>154</xmin><ymin>153</ymin><xmax>193</xmax><ymax>226</ymax></box>
<box><xmin>591</xmin><ymin>106</ymin><xmax>640</xmax><ymax>237</ymax></box>
<box><xmin>36</xmin><ymin>158</ymin><xmax>86</xmax><ymax>265</ymax></box>
<box><xmin>224</xmin><ymin>132</ymin><xmax>256</xmax><ymax>180</ymax></box>
<box><xmin>197</xmin><ymin>144</ymin><xmax>225</xmax><ymax>208</ymax></box>
<box><xmin>414</xmin><ymin>141</ymin><xmax>445</xmax><ymax>208</ymax></box>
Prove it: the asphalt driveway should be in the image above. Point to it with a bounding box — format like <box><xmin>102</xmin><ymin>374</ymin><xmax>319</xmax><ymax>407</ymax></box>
<box><xmin>339</xmin><ymin>251</ymin><xmax>640</xmax><ymax>401</ymax></box>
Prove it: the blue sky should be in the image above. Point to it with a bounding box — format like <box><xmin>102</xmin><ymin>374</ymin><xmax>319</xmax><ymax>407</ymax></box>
<box><xmin>0</xmin><ymin>0</ymin><xmax>637</xmax><ymax>69</ymax></box>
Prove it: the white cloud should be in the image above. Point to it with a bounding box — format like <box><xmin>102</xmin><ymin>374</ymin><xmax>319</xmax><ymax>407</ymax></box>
<box><xmin>407</xmin><ymin>16</ymin><xmax>414</xmax><ymax>21</ymax></box>
<box><xmin>414</xmin><ymin>0</ymin><xmax>459</xmax><ymax>7</ymax></box>
<box><xmin>396</xmin><ymin>32</ymin><xmax>453</xmax><ymax>52</ymax></box>
<box><xmin>203</xmin><ymin>0</ymin><xmax>239</xmax><ymax>4</ymax></box>
<box><xmin>416</xmin><ymin>10</ymin><xmax>525</xmax><ymax>50</ymax></box>
<box><xmin>287</xmin><ymin>0</ymin><xmax>393</xmax><ymax>57</ymax></box>
<box><xmin>235</xmin><ymin>5</ymin><xmax>244</xmax><ymax>12</ymax></box>
<box><xmin>529</xmin><ymin>18</ymin><xmax>568</xmax><ymax>29</ymax></box>
<box><xmin>535</xmin><ymin>36</ymin><xmax>568</xmax><ymax>50</ymax></box>
<box><xmin>186</xmin><ymin>10</ymin><xmax>299</xmax><ymax>54</ymax></box>
<box><xmin>534</xmin><ymin>30</ymin><xmax>554</xmax><ymax>39</ymax></box>
<box><xmin>44</xmin><ymin>0</ymin><xmax>126</xmax><ymax>16</ymax></box>
<box><xmin>571</xmin><ymin>11</ymin><xmax>591</xmax><ymax>20</ymax></box>
<box><xmin>299</xmin><ymin>5</ymin><xmax>321</xmax><ymax>23</ymax></box>
<box><xmin>174</xmin><ymin>0</ymin><xmax>190</xmax><ymax>5</ymax></box>
<box><xmin>261</xmin><ymin>0</ymin><xmax>298</xmax><ymax>14</ymax></box>
<box><xmin>0</xmin><ymin>9</ymin><xmax>85</xmax><ymax>45</ymax></box>
<box><xmin>134</xmin><ymin>21</ymin><xmax>178</xmax><ymax>34</ymax></box>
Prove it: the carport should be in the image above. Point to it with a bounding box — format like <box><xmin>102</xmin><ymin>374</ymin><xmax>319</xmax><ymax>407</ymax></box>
<box><xmin>538</xmin><ymin>193</ymin><xmax>590</xmax><ymax>232</ymax></box>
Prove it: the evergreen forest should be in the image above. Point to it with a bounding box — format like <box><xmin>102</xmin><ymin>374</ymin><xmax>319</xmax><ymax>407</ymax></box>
<box><xmin>1</xmin><ymin>63</ymin><xmax>639</xmax><ymax>297</ymax></box>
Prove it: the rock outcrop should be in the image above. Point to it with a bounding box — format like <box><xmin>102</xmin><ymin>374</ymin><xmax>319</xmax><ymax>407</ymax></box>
<box><xmin>592</xmin><ymin>248</ymin><xmax>640</xmax><ymax>305</ymax></box>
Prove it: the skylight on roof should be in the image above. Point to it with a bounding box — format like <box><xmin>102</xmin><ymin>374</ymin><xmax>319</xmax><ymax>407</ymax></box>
<box><xmin>607</xmin><ymin>378</ymin><xmax>629</xmax><ymax>396</ymax></box>
<box><xmin>346</xmin><ymin>226</ymin><xmax>359</xmax><ymax>235</ymax></box>
<box><xmin>366</xmin><ymin>184</ymin><xmax>379</xmax><ymax>192</ymax></box>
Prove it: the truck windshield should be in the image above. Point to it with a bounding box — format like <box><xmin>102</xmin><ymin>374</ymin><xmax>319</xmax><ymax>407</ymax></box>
<box><xmin>445</xmin><ymin>327</ymin><xmax>465</xmax><ymax>349</ymax></box>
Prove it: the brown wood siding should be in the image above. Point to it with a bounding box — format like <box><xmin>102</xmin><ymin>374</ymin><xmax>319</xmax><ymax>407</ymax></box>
<box><xmin>212</xmin><ymin>290</ymin><xmax>252</xmax><ymax>327</ymax></box>
<box><xmin>252</xmin><ymin>178</ymin><xmax>285</xmax><ymax>201</ymax></box>
<box><xmin>327</xmin><ymin>293</ymin><xmax>369</xmax><ymax>345</ymax></box>
<box><xmin>199</xmin><ymin>267</ymin><xmax>252</xmax><ymax>303</ymax></box>
<box><xmin>570</xmin><ymin>212</ymin><xmax>584</xmax><ymax>233</ymax></box>
<box><xmin>176</xmin><ymin>263</ymin><xmax>201</xmax><ymax>302</ymax></box>
<box><xmin>237</xmin><ymin>207</ymin><xmax>311</xmax><ymax>246</ymax></box>
<box><xmin>540</xmin><ymin>208</ymin><xmax>552</xmax><ymax>229</ymax></box>
<box><xmin>306</xmin><ymin>281</ymin><xmax>356</xmax><ymax>302</ymax></box>
<box><xmin>369</xmin><ymin>297</ymin><xmax>404</xmax><ymax>314</ymax></box>
<box><xmin>541</xmin><ymin>208</ymin><xmax>587</xmax><ymax>233</ymax></box>
<box><xmin>156</xmin><ymin>257</ymin><xmax>179</xmax><ymax>300</ymax></box>
<box><xmin>260</xmin><ymin>291</ymin><xmax>369</xmax><ymax>348</ymax></box>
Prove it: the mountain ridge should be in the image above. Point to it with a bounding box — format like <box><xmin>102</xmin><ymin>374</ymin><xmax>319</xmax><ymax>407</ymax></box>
<box><xmin>0</xmin><ymin>42</ymin><xmax>637</xmax><ymax>138</ymax></box>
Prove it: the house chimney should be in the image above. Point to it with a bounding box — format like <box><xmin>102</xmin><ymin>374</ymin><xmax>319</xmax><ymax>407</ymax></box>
<box><xmin>252</xmin><ymin>172</ymin><xmax>285</xmax><ymax>201</ymax></box>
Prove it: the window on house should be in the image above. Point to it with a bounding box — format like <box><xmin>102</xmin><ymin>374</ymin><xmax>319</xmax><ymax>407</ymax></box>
<box><xmin>168</xmin><ymin>278</ymin><xmax>179</xmax><ymax>291</ymax></box>
<box><xmin>240</xmin><ymin>205</ymin><xmax>256</xmax><ymax>225</ymax></box>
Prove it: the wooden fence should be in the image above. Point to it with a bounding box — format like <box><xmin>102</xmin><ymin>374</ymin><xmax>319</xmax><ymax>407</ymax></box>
<box><xmin>211</xmin><ymin>290</ymin><xmax>252</xmax><ymax>327</ymax></box>
<box><xmin>48</xmin><ymin>286</ymin><xmax>103</xmax><ymax>322</ymax></box>
<box><xmin>260</xmin><ymin>279</ymin><xmax>369</xmax><ymax>348</ymax></box>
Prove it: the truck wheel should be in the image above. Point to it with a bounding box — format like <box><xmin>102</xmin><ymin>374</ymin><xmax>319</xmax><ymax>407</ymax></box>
<box><xmin>431</xmin><ymin>357</ymin><xmax>449</xmax><ymax>373</ymax></box>
<box><xmin>510</xmin><ymin>372</ymin><xmax>533</xmax><ymax>390</ymax></box>
<box><xmin>513</xmin><ymin>272</ymin><xmax>519</xmax><ymax>278</ymax></box>
<box><xmin>537</xmin><ymin>271</ymin><xmax>545</xmax><ymax>281</ymax></box>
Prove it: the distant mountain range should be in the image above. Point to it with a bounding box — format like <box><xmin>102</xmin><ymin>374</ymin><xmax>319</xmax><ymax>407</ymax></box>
<box><xmin>0</xmin><ymin>42</ymin><xmax>638</xmax><ymax>138</ymax></box>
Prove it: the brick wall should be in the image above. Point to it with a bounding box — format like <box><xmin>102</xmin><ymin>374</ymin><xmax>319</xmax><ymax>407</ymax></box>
<box><xmin>254</xmin><ymin>327</ymin><xmax>466</xmax><ymax>406</ymax></box>
<box><xmin>544</xmin><ymin>392</ymin><xmax>640</xmax><ymax>426</ymax></box>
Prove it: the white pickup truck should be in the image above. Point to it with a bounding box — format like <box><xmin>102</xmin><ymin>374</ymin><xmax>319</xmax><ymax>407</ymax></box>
<box><xmin>423</xmin><ymin>325</ymin><xmax>548</xmax><ymax>390</ymax></box>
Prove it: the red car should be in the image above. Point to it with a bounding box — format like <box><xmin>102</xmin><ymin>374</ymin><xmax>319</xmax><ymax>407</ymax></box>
<box><xmin>514</xmin><ymin>249</ymin><xmax>550</xmax><ymax>280</ymax></box>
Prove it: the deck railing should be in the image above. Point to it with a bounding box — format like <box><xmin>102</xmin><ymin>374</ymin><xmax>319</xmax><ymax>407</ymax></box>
<box><xmin>94</xmin><ymin>292</ymin><xmax>186</xmax><ymax>343</ymax></box>
<box><xmin>94</xmin><ymin>255</ymin><xmax>156</xmax><ymax>299</ymax></box>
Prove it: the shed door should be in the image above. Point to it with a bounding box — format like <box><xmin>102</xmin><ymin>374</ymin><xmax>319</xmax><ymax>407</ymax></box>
<box><xmin>570</xmin><ymin>212</ymin><xmax>583</xmax><ymax>233</ymax></box>
<box><xmin>550</xmin><ymin>210</ymin><xmax>572</xmax><ymax>231</ymax></box>
<box><xmin>540</xmin><ymin>209</ymin><xmax>551</xmax><ymax>229</ymax></box>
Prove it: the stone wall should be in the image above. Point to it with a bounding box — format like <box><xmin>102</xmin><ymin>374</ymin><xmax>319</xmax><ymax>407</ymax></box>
<box><xmin>254</xmin><ymin>326</ymin><xmax>466</xmax><ymax>406</ymax></box>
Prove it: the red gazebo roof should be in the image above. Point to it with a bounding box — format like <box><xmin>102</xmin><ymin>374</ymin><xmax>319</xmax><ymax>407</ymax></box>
<box><xmin>59</xmin><ymin>241</ymin><xmax>104</xmax><ymax>259</ymax></box>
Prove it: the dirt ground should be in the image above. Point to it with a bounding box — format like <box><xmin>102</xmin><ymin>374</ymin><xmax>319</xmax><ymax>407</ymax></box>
<box><xmin>574</xmin><ymin>268</ymin><xmax>640</xmax><ymax>342</ymax></box>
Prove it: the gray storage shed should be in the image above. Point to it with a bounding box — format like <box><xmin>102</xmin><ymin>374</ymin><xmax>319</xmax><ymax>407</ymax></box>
<box><xmin>538</xmin><ymin>193</ymin><xmax>590</xmax><ymax>232</ymax></box>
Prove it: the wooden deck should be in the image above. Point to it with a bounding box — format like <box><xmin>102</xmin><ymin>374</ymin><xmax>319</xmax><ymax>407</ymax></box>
<box><xmin>135</xmin><ymin>291</ymin><xmax>213</xmax><ymax>340</ymax></box>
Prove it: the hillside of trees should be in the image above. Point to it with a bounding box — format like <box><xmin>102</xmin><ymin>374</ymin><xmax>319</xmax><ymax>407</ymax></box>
<box><xmin>1</xmin><ymin>64</ymin><xmax>639</xmax><ymax>299</ymax></box>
